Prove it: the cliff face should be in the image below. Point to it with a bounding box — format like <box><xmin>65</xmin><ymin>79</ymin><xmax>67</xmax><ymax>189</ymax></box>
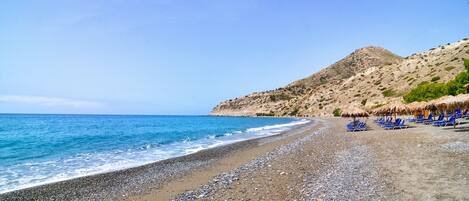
<box><xmin>211</xmin><ymin>39</ymin><xmax>469</xmax><ymax>117</ymax></box>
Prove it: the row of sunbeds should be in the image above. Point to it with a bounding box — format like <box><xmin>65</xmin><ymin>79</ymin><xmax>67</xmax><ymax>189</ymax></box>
<box><xmin>346</xmin><ymin>120</ymin><xmax>367</xmax><ymax>132</ymax></box>
<box><xmin>375</xmin><ymin>117</ymin><xmax>408</xmax><ymax>130</ymax></box>
<box><xmin>348</xmin><ymin>109</ymin><xmax>468</xmax><ymax>132</ymax></box>
<box><xmin>410</xmin><ymin>113</ymin><xmax>461</xmax><ymax>127</ymax></box>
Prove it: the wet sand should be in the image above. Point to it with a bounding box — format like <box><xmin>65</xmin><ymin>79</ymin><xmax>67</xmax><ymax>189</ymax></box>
<box><xmin>3</xmin><ymin>117</ymin><xmax>469</xmax><ymax>200</ymax></box>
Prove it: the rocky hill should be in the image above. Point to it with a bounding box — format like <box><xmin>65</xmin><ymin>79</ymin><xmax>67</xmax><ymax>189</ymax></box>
<box><xmin>211</xmin><ymin>38</ymin><xmax>469</xmax><ymax>117</ymax></box>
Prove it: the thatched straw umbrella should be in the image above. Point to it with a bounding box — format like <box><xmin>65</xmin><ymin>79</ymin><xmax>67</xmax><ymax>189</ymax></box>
<box><xmin>459</xmin><ymin>94</ymin><xmax>469</xmax><ymax>109</ymax></box>
<box><xmin>426</xmin><ymin>96</ymin><xmax>450</xmax><ymax>110</ymax></box>
<box><xmin>425</xmin><ymin>96</ymin><xmax>451</xmax><ymax>117</ymax></box>
<box><xmin>380</xmin><ymin>100</ymin><xmax>410</xmax><ymax>121</ymax></box>
<box><xmin>341</xmin><ymin>104</ymin><xmax>369</xmax><ymax>127</ymax></box>
<box><xmin>371</xmin><ymin>104</ymin><xmax>391</xmax><ymax>117</ymax></box>
<box><xmin>369</xmin><ymin>101</ymin><xmax>406</xmax><ymax>119</ymax></box>
<box><xmin>406</xmin><ymin>101</ymin><xmax>427</xmax><ymax>113</ymax></box>
<box><xmin>434</xmin><ymin>94</ymin><xmax>469</xmax><ymax>127</ymax></box>
<box><xmin>436</xmin><ymin>94</ymin><xmax>469</xmax><ymax>115</ymax></box>
<box><xmin>448</xmin><ymin>94</ymin><xmax>469</xmax><ymax>109</ymax></box>
<box><xmin>341</xmin><ymin>105</ymin><xmax>369</xmax><ymax>118</ymax></box>
<box><xmin>436</xmin><ymin>96</ymin><xmax>457</xmax><ymax>110</ymax></box>
<box><xmin>371</xmin><ymin>106</ymin><xmax>383</xmax><ymax>116</ymax></box>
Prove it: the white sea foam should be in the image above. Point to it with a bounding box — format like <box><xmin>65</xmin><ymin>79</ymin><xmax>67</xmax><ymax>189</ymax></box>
<box><xmin>0</xmin><ymin>118</ymin><xmax>311</xmax><ymax>194</ymax></box>
<box><xmin>246</xmin><ymin>119</ymin><xmax>310</xmax><ymax>132</ymax></box>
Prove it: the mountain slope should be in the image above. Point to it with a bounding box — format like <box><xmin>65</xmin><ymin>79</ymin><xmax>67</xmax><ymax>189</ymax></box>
<box><xmin>211</xmin><ymin>39</ymin><xmax>469</xmax><ymax>117</ymax></box>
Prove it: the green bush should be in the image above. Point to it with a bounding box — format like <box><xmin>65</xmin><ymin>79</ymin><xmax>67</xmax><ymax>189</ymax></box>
<box><xmin>418</xmin><ymin>81</ymin><xmax>429</xmax><ymax>86</ymax></box>
<box><xmin>333</xmin><ymin>108</ymin><xmax>342</xmax><ymax>117</ymax></box>
<box><xmin>289</xmin><ymin>108</ymin><xmax>299</xmax><ymax>116</ymax></box>
<box><xmin>464</xmin><ymin>58</ymin><xmax>469</xmax><ymax>71</ymax></box>
<box><xmin>269</xmin><ymin>94</ymin><xmax>292</xmax><ymax>102</ymax></box>
<box><xmin>361</xmin><ymin>99</ymin><xmax>367</xmax><ymax>106</ymax></box>
<box><xmin>453</xmin><ymin>71</ymin><xmax>469</xmax><ymax>85</ymax></box>
<box><xmin>400</xmin><ymin>58</ymin><xmax>469</xmax><ymax>103</ymax></box>
<box><xmin>382</xmin><ymin>89</ymin><xmax>396</xmax><ymax>97</ymax></box>
<box><xmin>445</xmin><ymin>66</ymin><xmax>455</xmax><ymax>71</ymax></box>
<box><xmin>403</xmin><ymin>83</ymin><xmax>449</xmax><ymax>103</ymax></box>
<box><xmin>447</xmin><ymin>80</ymin><xmax>466</xmax><ymax>95</ymax></box>
<box><xmin>256</xmin><ymin>112</ymin><xmax>275</xmax><ymax>117</ymax></box>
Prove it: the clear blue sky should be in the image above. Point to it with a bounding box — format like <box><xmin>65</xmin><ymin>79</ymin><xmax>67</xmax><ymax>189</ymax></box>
<box><xmin>1</xmin><ymin>0</ymin><xmax>468</xmax><ymax>115</ymax></box>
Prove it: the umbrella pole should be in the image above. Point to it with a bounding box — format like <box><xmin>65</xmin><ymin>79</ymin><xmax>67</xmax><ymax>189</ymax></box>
<box><xmin>453</xmin><ymin>108</ymin><xmax>456</xmax><ymax>129</ymax></box>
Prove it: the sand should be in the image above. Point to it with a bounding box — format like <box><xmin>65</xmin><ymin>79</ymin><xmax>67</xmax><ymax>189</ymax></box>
<box><xmin>2</xmin><ymin>117</ymin><xmax>469</xmax><ymax>200</ymax></box>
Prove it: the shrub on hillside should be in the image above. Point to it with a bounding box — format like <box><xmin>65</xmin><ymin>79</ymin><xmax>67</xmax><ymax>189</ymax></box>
<box><xmin>465</xmin><ymin>58</ymin><xmax>469</xmax><ymax>71</ymax></box>
<box><xmin>445</xmin><ymin>66</ymin><xmax>455</xmax><ymax>71</ymax></box>
<box><xmin>256</xmin><ymin>112</ymin><xmax>275</xmax><ymax>117</ymax></box>
<box><xmin>453</xmin><ymin>71</ymin><xmax>469</xmax><ymax>85</ymax></box>
<box><xmin>289</xmin><ymin>108</ymin><xmax>299</xmax><ymax>116</ymax></box>
<box><xmin>431</xmin><ymin>76</ymin><xmax>440</xmax><ymax>82</ymax></box>
<box><xmin>447</xmin><ymin>80</ymin><xmax>466</xmax><ymax>95</ymax></box>
<box><xmin>332</xmin><ymin>108</ymin><xmax>341</xmax><ymax>117</ymax></box>
<box><xmin>403</xmin><ymin>83</ymin><xmax>448</xmax><ymax>103</ymax></box>
<box><xmin>404</xmin><ymin>59</ymin><xmax>469</xmax><ymax>103</ymax></box>
<box><xmin>361</xmin><ymin>99</ymin><xmax>367</xmax><ymax>106</ymax></box>
<box><xmin>382</xmin><ymin>89</ymin><xmax>396</xmax><ymax>97</ymax></box>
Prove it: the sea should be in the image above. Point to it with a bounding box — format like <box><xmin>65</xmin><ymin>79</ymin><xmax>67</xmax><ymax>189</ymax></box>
<box><xmin>0</xmin><ymin>114</ymin><xmax>310</xmax><ymax>193</ymax></box>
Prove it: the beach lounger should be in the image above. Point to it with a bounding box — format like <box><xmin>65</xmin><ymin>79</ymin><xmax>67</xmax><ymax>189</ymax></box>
<box><xmin>416</xmin><ymin>114</ymin><xmax>431</xmax><ymax>124</ymax></box>
<box><xmin>410</xmin><ymin>114</ymin><xmax>423</xmax><ymax>123</ymax></box>
<box><xmin>443</xmin><ymin>116</ymin><xmax>460</xmax><ymax>127</ymax></box>
<box><xmin>384</xmin><ymin>119</ymin><xmax>402</xmax><ymax>130</ymax></box>
<box><xmin>397</xmin><ymin>120</ymin><xmax>408</xmax><ymax>129</ymax></box>
<box><xmin>346</xmin><ymin>121</ymin><xmax>367</xmax><ymax>132</ymax></box>
<box><xmin>462</xmin><ymin>110</ymin><xmax>469</xmax><ymax>118</ymax></box>
<box><xmin>455</xmin><ymin>109</ymin><xmax>462</xmax><ymax>119</ymax></box>
<box><xmin>423</xmin><ymin>114</ymin><xmax>443</xmax><ymax>125</ymax></box>
<box><xmin>433</xmin><ymin>116</ymin><xmax>458</xmax><ymax>127</ymax></box>
<box><xmin>378</xmin><ymin>117</ymin><xmax>393</xmax><ymax>127</ymax></box>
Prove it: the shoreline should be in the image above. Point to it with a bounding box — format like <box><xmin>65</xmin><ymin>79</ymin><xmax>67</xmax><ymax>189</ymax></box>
<box><xmin>0</xmin><ymin>119</ymin><xmax>318</xmax><ymax>200</ymax></box>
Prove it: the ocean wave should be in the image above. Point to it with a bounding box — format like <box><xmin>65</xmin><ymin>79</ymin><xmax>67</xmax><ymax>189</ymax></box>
<box><xmin>246</xmin><ymin>119</ymin><xmax>310</xmax><ymax>132</ymax></box>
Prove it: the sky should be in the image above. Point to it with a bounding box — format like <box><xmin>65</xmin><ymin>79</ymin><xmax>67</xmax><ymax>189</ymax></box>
<box><xmin>1</xmin><ymin>0</ymin><xmax>468</xmax><ymax>115</ymax></box>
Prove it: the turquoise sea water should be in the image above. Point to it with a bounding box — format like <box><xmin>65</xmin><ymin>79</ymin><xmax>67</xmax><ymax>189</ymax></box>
<box><xmin>0</xmin><ymin>114</ymin><xmax>309</xmax><ymax>193</ymax></box>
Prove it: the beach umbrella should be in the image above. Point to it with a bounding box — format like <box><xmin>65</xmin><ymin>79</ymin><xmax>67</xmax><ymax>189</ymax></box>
<box><xmin>425</xmin><ymin>95</ymin><xmax>451</xmax><ymax>111</ymax></box>
<box><xmin>371</xmin><ymin>104</ymin><xmax>392</xmax><ymax>117</ymax></box>
<box><xmin>406</xmin><ymin>101</ymin><xmax>427</xmax><ymax>112</ymax></box>
<box><xmin>406</xmin><ymin>101</ymin><xmax>428</xmax><ymax>118</ymax></box>
<box><xmin>436</xmin><ymin>95</ymin><xmax>458</xmax><ymax>110</ymax></box>
<box><xmin>341</xmin><ymin>105</ymin><xmax>369</xmax><ymax>118</ymax></box>
<box><xmin>423</xmin><ymin>96</ymin><xmax>451</xmax><ymax>121</ymax></box>
<box><xmin>437</xmin><ymin>94</ymin><xmax>469</xmax><ymax>115</ymax></box>
<box><xmin>448</xmin><ymin>94</ymin><xmax>469</xmax><ymax>109</ymax></box>
<box><xmin>386</xmin><ymin>100</ymin><xmax>410</xmax><ymax>115</ymax></box>
<box><xmin>380</xmin><ymin>100</ymin><xmax>410</xmax><ymax>120</ymax></box>
<box><xmin>341</xmin><ymin>105</ymin><xmax>369</xmax><ymax>126</ymax></box>
<box><xmin>461</xmin><ymin>94</ymin><xmax>469</xmax><ymax>109</ymax></box>
<box><xmin>434</xmin><ymin>94</ymin><xmax>469</xmax><ymax>128</ymax></box>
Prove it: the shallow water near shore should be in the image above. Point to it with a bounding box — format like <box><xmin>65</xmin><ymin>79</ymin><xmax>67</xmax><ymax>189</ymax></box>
<box><xmin>0</xmin><ymin>114</ymin><xmax>308</xmax><ymax>193</ymax></box>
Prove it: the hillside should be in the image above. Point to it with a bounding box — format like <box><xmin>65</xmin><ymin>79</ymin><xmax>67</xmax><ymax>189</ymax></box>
<box><xmin>211</xmin><ymin>38</ymin><xmax>469</xmax><ymax>117</ymax></box>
